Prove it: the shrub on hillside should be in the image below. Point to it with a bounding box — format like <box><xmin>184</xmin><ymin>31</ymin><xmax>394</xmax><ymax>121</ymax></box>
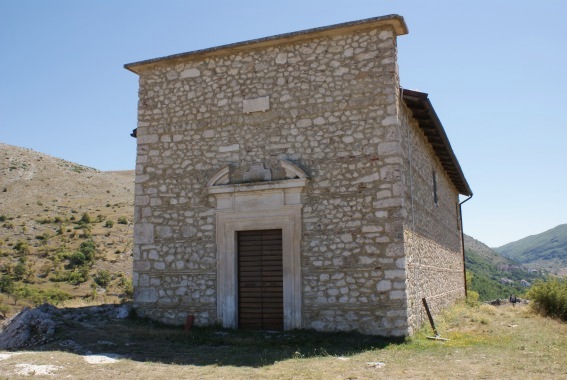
<box><xmin>74</xmin><ymin>213</ymin><xmax>93</xmax><ymax>236</ymax></box>
<box><xmin>13</xmin><ymin>261</ymin><xmax>27</xmax><ymax>281</ymax></box>
<box><xmin>69</xmin><ymin>251</ymin><xmax>87</xmax><ymax>267</ymax></box>
<box><xmin>14</xmin><ymin>285</ymin><xmax>71</xmax><ymax>306</ymax></box>
<box><xmin>66</xmin><ymin>268</ymin><xmax>90</xmax><ymax>285</ymax></box>
<box><xmin>53</xmin><ymin>240</ymin><xmax>97</xmax><ymax>270</ymax></box>
<box><xmin>79</xmin><ymin>239</ymin><xmax>96</xmax><ymax>262</ymax></box>
<box><xmin>36</xmin><ymin>217</ymin><xmax>53</xmax><ymax>224</ymax></box>
<box><xmin>51</xmin><ymin>267</ymin><xmax>89</xmax><ymax>285</ymax></box>
<box><xmin>0</xmin><ymin>275</ymin><xmax>14</xmax><ymax>293</ymax></box>
<box><xmin>120</xmin><ymin>277</ymin><xmax>133</xmax><ymax>300</ymax></box>
<box><xmin>104</xmin><ymin>220</ymin><xmax>114</xmax><ymax>228</ymax></box>
<box><xmin>80</xmin><ymin>213</ymin><xmax>92</xmax><ymax>224</ymax></box>
<box><xmin>466</xmin><ymin>290</ymin><xmax>480</xmax><ymax>306</ymax></box>
<box><xmin>94</xmin><ymin>269</ymin><xmax>111</xmax><ymax>288</ymax></box>
<box><xmin>117</xmin><ymin>217</ymin><xmax>128</xmax><ymax>225</ymax></box>
<box><xmin>13</xmin><ymin>241</ymin><xmax>30</xmax><ymax>256</ymax></box>
<box><xmin>35</xmin><ymin>232</ymin><xmax>51</xmax><ymax>241</ymax></box>
<box><xmin>527</xmin><ymin>278</ymin><xmax>567</xmax><ymax>321</ymax></box>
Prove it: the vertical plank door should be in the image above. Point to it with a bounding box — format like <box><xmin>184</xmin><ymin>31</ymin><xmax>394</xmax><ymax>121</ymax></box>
<box><xmin>238</xmin><ymin>229</ymin><xmax>283</xmax><ymax>330</ymax></box>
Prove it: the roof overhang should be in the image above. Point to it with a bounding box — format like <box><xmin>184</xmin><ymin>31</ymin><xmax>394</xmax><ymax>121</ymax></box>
<box><xmin>402</xmin><ymin>89</ymin><xmax>472</xmax><ymax>196</ymax></box>
<box><xmin>124</xmin><ymin>14</ymin><xmax>407</xmax><ymax>74</ymax></box>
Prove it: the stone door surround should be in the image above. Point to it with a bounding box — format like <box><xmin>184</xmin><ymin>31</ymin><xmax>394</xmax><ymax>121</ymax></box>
<box><xmin>208</xmin><ymin>160</ymin><xmax>307</xmax><ymax>330</ymax></box>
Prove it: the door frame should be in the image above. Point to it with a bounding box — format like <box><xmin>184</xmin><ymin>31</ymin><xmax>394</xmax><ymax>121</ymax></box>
<box><xmin>207</xmin><ymin>160</ymin><xmax>307</xmax><ymax>331</ymax></box>
<box><xmin>216</xmin><ymin>207</ymin><xmax>302</xmax><ymax>330</ymax></box>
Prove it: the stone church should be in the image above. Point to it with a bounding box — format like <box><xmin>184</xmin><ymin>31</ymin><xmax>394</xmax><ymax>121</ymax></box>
<box><xmin>125</xmin><ymin>14</ymin><xmax>472</xmax><ymax>336</ymax></box>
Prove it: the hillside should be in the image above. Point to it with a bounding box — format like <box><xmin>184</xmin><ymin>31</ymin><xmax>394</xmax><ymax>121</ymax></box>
<box><xmin>495</xmin><ymin>224</ymin><xmax>567</xmax><ymax>275</ymax></box>
<box><xmin>464</xmin><ymin>234</ymin><xmax>511</xmax><ymax>268</ymax></box>
<box><xmin>464</xmin><ymin>234</ymin><xmax>544</xmax><ymax>301</ymax></box>
<box><xmin>0</xmin><ymin>143</ymin><xmax>134</xmax><ymax>314</ymax></box>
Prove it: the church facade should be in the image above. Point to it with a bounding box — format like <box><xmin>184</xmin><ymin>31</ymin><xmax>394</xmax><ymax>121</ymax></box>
<box><xmin>125</xmin><ymin>14</ymin><xmax>472</xmax><ymax>336</ymax></box>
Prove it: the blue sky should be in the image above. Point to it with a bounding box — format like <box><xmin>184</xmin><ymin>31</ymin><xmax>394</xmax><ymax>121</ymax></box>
<box><xmin>1</xmin><ymin>0</ymin><xmax>566</xmax><ymax>247</ymax></box>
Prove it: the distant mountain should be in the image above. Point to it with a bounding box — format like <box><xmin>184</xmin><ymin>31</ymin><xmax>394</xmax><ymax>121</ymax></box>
<box><xmin>464</xmin><ymin>235</ymin><xmax>544</xmax><ymax>301</ymax></box>
<box><xmin>494</xmin><ymin>224</ymin><xmax>567</xmax><ymax>275</ymax></box>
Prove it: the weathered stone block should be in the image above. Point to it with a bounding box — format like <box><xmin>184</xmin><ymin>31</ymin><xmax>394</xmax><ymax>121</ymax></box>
<box><xmin>243</xmin><ymin>96</ymin><xmax>270</xmax><ymax>113</ymax></box>
<box><xmin>136</xmin><ymin>288</ymin><xmax>158</xmax><ymax>303</ymax></box>
<box><xmin>180</xmin><ymin>68</ymin><xmax>200</xmax><ymax>78</ymax></box>
<box><xmin>134</xmin><ymin>223</ymin><xmax>154</xmax><ymax>244</ymax></box>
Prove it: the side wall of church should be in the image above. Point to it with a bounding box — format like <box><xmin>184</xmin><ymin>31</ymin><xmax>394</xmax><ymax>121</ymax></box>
<box><xmin>397</xmin><ymin>98</ymin><xmax>465</xmax><ymax>334</ymax></box>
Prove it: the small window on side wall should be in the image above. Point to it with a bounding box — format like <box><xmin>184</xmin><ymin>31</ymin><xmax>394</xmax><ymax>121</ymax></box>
<box><xmin>433</xmin><ymin>170</ymin><xmax>439</xmax><ymax>207</ymax></box>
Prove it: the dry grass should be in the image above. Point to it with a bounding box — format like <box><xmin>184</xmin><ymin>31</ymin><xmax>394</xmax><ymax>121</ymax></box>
<box><xmin>57</xmin><ymin>297</ymin><xmax>122</xmax><ymax>309</ymax></box>
<box><xmin>1</xmin><ymin>303</ymin><xmax>567</xmax><ymax>379</ymax></box>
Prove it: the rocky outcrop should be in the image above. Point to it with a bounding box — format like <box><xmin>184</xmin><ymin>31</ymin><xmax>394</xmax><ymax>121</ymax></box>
<box><xmin>0</xmin><ymin>303</ymin><xmax>130</xmax><ymax>350</ymax></box>
<box><xmin>0</xmin><ymin>304</ymin><xmax>58</xmax><ymax>349</ymax></box>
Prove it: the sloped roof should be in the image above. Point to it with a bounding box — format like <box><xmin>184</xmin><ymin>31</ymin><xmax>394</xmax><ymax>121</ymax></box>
<box><xmin>402</xmin><ymin>89</ymin><xmax>472</xmax><ymax>196</ymax></box>
<box><xmin>124</xmin><ymin>14</ymin><xmax>407</xmax><ymax>74</ymax></box>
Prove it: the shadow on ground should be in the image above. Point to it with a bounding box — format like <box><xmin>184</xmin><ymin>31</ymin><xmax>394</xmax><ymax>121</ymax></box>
<box><xmin>2</xmin><ymin>304</ymin><xmax>404</xmax><ymax>367</ymax></box>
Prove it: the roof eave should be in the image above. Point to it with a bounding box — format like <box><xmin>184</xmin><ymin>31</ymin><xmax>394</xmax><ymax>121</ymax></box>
<box><xmin>124</xmin><ymin>14</ymin><xmax>408</xmax><ymax>74</ymax></box>
<box><xmin>402</xmin><ymin>89</ymin><xmax>473</xmax><ymax>197</ymax></box>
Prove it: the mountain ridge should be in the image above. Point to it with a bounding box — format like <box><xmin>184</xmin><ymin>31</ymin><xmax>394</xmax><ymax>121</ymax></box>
<box><xmin>494</xmin><ymin>223</ymin><xmax>567</xmax><ymax>275</ymax></box>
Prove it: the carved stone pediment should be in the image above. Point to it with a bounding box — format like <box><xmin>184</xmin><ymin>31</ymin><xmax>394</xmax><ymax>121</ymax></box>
<box><xmin>207</xmin><ymin>159</ymin><xmax>308</xmax><ymax>212</ymax></box>
<box><xmin>207</xmin><ymin>159</ymin><xmax>308</xmax><ymax>187</ymax></box>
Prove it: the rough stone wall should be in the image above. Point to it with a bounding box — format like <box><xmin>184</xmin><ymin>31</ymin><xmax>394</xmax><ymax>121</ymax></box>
<box><xmin>397</xmin><ymin>99</ymin><xmax>464</xmax><ymax>334</ymax></box>
<box><xmin>132</xmin><ymin>25</ymin><xmax>412</xmax><ymax>335</ymax></box>
<box><xmin>299</xmin><ymin>29</ymin><xmax>409</xmax><ymax>334</ymax></box>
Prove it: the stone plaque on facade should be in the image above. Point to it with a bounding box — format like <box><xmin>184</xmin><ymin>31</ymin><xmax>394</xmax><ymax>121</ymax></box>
<box><xmin>243</xmin><ymin>163</ymin><xmax>272</xmax><ymax>182</ymax></box>
<box><xmin>243</xmin><ymin>96</ymin><xmax>270</xmax><ymax>113</ymax></box>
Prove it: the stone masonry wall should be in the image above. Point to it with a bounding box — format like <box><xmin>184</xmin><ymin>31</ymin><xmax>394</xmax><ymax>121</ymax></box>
<box><xmin>397</xmin><ymin>98</ymin><xmax>464</xmax><ymax>334</ymax></box>
<box><xmin>132</xmin><ymin>24</ymin><xmax>410</xmax><ymax>335</ymax></box>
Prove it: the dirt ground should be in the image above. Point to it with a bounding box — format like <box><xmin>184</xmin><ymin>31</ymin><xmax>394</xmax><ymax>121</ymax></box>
<box><xmin>0</xmin><ymin>302</ymin><xmax>566</xmax><ymax>379</ymax></box>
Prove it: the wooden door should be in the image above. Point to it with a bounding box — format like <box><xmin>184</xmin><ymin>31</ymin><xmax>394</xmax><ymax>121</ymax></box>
<box><xmin>238</xmin><ymin>229</ymin><xmax>283</xmax><ymax>330</ymax></box>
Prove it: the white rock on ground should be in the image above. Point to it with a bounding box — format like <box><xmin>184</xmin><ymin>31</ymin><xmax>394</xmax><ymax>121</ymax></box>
<box><xmin>83</xmin><ymin>353</ymin><xmax>122</xmax><ymax>364</ymax></box>
<box><xmin>15</xmin><ymin>364</ymin><xmax>61</xmax><ymax>376</ymax></box>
